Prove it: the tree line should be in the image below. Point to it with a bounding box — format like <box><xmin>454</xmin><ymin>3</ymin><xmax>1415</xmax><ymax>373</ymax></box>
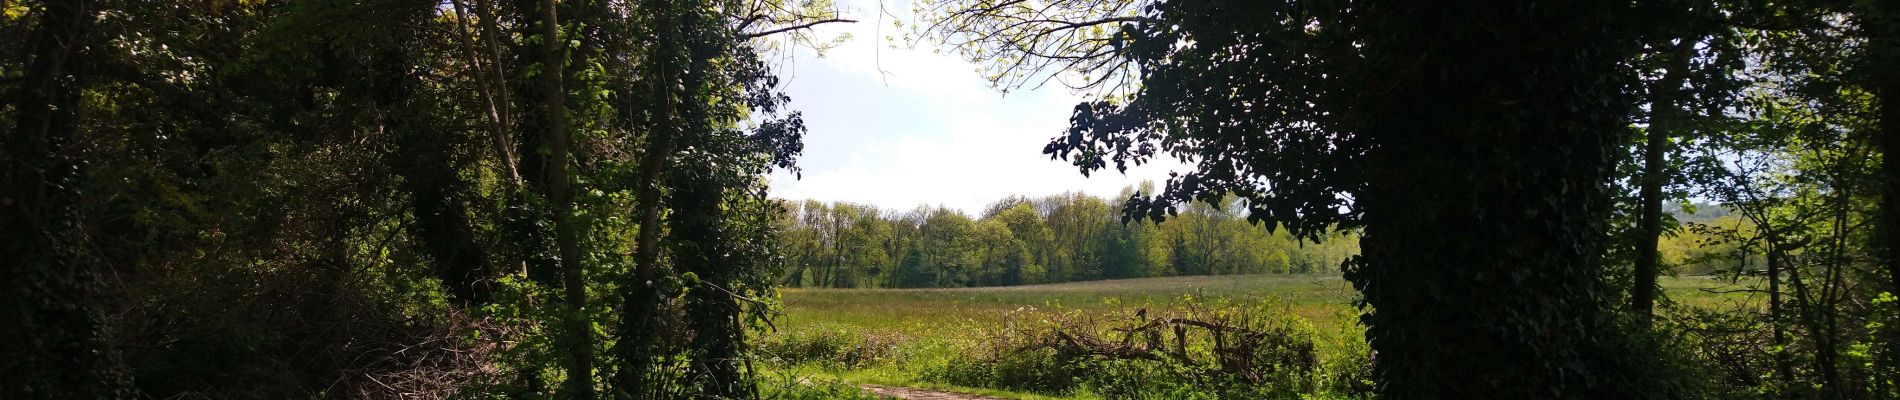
<box><xmin>775</xmin><ymin>189</ymin><xmax>1360</xmax><ymax>288</ymax></box>
<box><xmin>776</xmin><ymin>194</ymin><xmax>1759</xmax><ymax>290</ymax></box>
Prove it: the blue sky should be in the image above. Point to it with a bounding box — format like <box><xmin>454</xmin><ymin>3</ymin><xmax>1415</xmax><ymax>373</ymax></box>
<box><xmin>763</xmin><ymin>0</ymin><xmax>1183</xmax><ymax>214</ymax></box>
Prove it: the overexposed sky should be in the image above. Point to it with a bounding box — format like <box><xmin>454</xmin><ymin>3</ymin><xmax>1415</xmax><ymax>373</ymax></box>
<box><xmin>764</xmin><ymin>0</ymin><xmax>1183</xmax><ymax>214</ymax></box>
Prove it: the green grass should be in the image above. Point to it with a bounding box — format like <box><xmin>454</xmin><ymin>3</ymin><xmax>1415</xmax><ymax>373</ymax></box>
<box><xmin>1661</xmin><ymin>274</ymin><xmax>1763</xmax><ymax>309</ymax></box>
<box><xmin>778</xmin><ymin>274</ymin><xmax>1360</xmax><ymax>333</ymax></box>
<box><xmin>765</xmin><ymin>274</ymin><xmax>1761</xmax><ymax>399</ymax></box>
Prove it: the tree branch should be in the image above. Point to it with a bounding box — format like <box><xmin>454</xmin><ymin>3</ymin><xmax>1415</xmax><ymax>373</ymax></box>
<box><xmin>743</xmin><ymin>18</ymin><xmax>856</xmax><ymax>39</ymax></box>
<box><xmin>735</xmin><ymin>14</ymin><xmax>768</xmax><ymax>33</ymax></box>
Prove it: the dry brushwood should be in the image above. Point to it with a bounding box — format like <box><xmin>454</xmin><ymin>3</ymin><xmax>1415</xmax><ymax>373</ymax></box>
<box><xmin>1016</xmin><ymin>307</ymin><xmax>1319</xmax><ymax>385</ymax></box>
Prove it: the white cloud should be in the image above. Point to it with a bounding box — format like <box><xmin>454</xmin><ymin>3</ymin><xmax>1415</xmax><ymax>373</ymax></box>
<box><xmin>764</xmin><ymin>0</ymin><xmax>1187</xmax><ymax>215</ymax></box>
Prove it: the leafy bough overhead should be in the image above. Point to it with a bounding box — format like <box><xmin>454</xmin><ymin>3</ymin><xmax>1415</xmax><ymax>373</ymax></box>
<box><xmin>916</xmin><ymin>0</ymin><xmax>1362</xmax><ymax>239</ymax></box>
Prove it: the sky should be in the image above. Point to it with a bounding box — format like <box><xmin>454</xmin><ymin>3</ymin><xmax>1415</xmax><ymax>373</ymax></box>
<box><xmin>762</xmin><ymin>0</ymin><xmax>1184</xmax><ymax>215</ymax></box>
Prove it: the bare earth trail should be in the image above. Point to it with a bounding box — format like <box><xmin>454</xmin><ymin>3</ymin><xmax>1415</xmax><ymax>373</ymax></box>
<box><xmin>858</xmin><ymin>384</ymin><xmax>1009</xmax><ymax>400</ymax></box>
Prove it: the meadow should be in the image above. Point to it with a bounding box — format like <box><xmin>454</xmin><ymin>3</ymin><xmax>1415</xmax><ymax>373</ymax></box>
<box><xmin>763</xmin><ymin>274</ymin><xmax>1757</xmax><ymax>399</ymax></box>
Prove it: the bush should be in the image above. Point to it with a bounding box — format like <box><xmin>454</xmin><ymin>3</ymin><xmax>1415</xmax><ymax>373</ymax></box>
<box><xmin>913</xmin><ymin>297</ymin><xmax>1373</xmax><ymax>399</ymax></box>
<box><xmin>758</xmin><ymin>327</ymin><xmax>904</xmax><ymax>369</ymax></box>
<box><xmin>923</xmin><ymin>342</ymin><xmax>1080</xmax><ymax>394</ymax></box>
<box><xmin>107</xmin><ymin>265</ymin><xmax>497</xmax><ymax>399</ymax></box>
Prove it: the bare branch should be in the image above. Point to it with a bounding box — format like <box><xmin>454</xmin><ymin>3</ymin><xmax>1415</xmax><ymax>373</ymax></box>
<box><xmin>743</xmin><ymin>18</ymin><xmax>857</xmax><ymax>39</ymax></box>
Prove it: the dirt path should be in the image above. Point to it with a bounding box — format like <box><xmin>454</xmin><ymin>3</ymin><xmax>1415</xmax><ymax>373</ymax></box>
<box><xmin>857</xmin><ymin>384</ymin><xmax>1009</xmax><ymax>400</ymax></box>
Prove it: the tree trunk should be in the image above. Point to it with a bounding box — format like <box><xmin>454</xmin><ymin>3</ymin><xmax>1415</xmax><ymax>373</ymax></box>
<box><xmin>1347</xmin><ymin>2</ymin><xmax>1641</xmax><ymax>397</ymax></box>
<box><xmin>1887</xmin><ymin>82</ymin><xmax>1900</xmax><ymax>298</ymax></box>
<box><xmin>2</xmin><ymin>0</ymin><xmax>120</xmax><ymax>397</ymax></box>
<box><xmin>1869</xmin><ymin>0</ymin><xmax>1900</xmax><ymax>322</ymax></box>
<box><xmin>614</xmin><ymin>104</ymin><xmax>673</xmax><ymax>397</ymax></box>
<box><xmin>671</xmin><ymin>164</ymin><xmax>749</xmax><ymax>398</ymax></box>
<box><xmin>786</xmin><ymin>261</ymin><xmax>806</xmax><ymax>287</ymax></box>
<box><xmin>1785</xmin><ymin>259</ymin><xmax>1841</xmax><ymax>399</ymax></box>
<box><xmin>1872</xmin><ymin>5</ymin><xmax>1900</xmax><ymax>393</ymax></box>
<box><xmin>537</xmin><ymin>0</ymin><xmax>594</xmax><ymax>396</ymax></box>
<box><xmin>448</xmin><ymin>0</ymin><xmax>521</xmax><ymax>183</ymax></box>
<box><xmin>1767</xmin><ymin>244</ymin><xmax>1794</xmax><ymax>387</ymax></box>
<box><xmin>504</xmin><ymin>0</ymin><xmax>561</xmax><ymax>288</ymax></box>
<box><xmin>831</xmin><ymin>216</ymin><xmax>846</xmax><ymax>287</ymax></box>
<box><xmin>613</xmin><ymin>0</ymin><xmax>677</xmax><ymax>393</ymax></box>
<box><xmin>1634</xmin><ymin>40</ymin><xmax>1695</xmax><ymax>319</ymax></box>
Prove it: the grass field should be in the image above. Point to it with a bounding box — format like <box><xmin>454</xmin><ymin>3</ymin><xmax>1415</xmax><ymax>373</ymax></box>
<box><xmin>765</xmin><ymin>274</ymin><xmax>1760</xmax><ymax>399</ymax></box>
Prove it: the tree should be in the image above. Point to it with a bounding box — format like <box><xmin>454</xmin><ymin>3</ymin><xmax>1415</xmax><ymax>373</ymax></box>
<box><xmin>892</xmin><ymin>248</ymin><xmax>934</xmax><ymax>288</ymax></box>
<box><xmin>527</xmin><ymin>1</ymin><xmax>596</xmax><ymax>396</ymax></box>
<box><xmin>917</xmin><ymin>0</ymin><xmax>1655</xmax><ymax>396</ymax></box>
<box><xmin>1857</xmin><ymin>0</ymin><xmax>1900</xmax><ymax>325</ymax></box>
<box><xmin>776</xmin><ymin>201</ymin><xmax>823</xmax><ymax>287</ymax></box>
<box><xmin>1</xmin><ymin>0</ymin><xmax>126</xmax><ymax>396</ymax></box>
<box><xmin>835</xmin><ymin>202</ymin><xmax>893</xmax><ymax>288</ymax></box>
<box><xmin>992</xmin><ymin>201</ymin><xmax>1054</xmax><ymax>282</ymax></box>
<box><xmin>1043</xmin><ymin>192</ymin><xmax>1110</xmax><ymax>281</ymax></box>
<box><xmin>920</xmin><ymin>207</ymin><xmax>977</xmax><ymax>286</ymax></box>
<box><xmin>1688</xmin><ymin>103</ymin><xmax>1879</xmax><ymax>398</ymax></box>
<box><xmin>612</xmin><ymin>0</ymin><xmax>678</xmax><ymax>393</ymax></box>
<box><xmin>1098</xmin><ymin>225</ymin><xmax>1143</xmax><ymax>279</ymax></box>
<box><xmin>1631</xmin><ymin>32</ymin><xmax>1697</xmax><ymax>319</ymax></box>
<box><xmin>1618</xmin><ymin>0</ymin><xmax>1753</xmax><ymax>320</ymax></box>
<box><xmin>1714</xmin><ymin>2</ymin><xmax>1900</xmax><ymax>395</ymax></box>
<box><xmin>972</xmin><ymin>219</ymin><xmax>1021</xmax><ymax>285</ymax></box>
<box><xmin>1871</xmin><ymin>6</ymin><xmax>1900</xmax><ymax>388</ymax></box>
<box><xmin>610</xmin><ymin>0</ymin><xmax>824</xmax><ymax>395</ymax></box>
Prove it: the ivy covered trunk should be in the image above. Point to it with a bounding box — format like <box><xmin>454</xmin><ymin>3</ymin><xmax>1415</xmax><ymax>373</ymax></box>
<box><xmin>1872</xmin><ymin>1</ymin><xmax>1900</xmax><ymax>391</ymax></box>
<box><xmin>671</xmin><ymin>163</ymin><xmax>750</xmax><ymax>398</ymax></box>
<box><xmin>1873</xmin><ymin>0</ymin><xmax>1900</xmax><ymax>318</ymax></box>
<box><xmin>1346</xmin><ymin>1</ymin><xmax>1638</xmax><ymax>398</ymax></box>
<box><xmin>1</xmin><ymin>0</ymin><xmax>124</xmax><ymax>397</ymax></box>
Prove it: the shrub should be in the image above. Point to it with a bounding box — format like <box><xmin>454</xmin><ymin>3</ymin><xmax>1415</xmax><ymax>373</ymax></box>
<box><xmin>912</xmin><ymin>297</ymin><xmax>1373</xmax><ymax>399</ymax></box>
<box><xmin>758</xmin><ymin>327</ymin><xmax>903</xmax><ymax>369</ymax></box>
<box><xmin>923</xmin><ymin>342</ymin><xmax>1081</xmax><ymax>394</ymax></box>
